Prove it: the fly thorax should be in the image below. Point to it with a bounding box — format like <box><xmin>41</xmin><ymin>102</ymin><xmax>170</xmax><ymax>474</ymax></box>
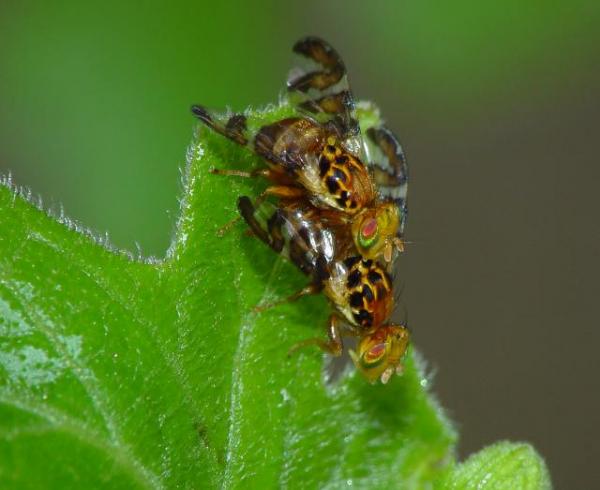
<box><xmin>317</xmin><ymin>138</ymin><xmax>372</xmax><ymax>213</ymax></box>
<box><xmin>254</xmin><ymin>118</ymin><xmax>324</xmax><ymax>172</ymax></box>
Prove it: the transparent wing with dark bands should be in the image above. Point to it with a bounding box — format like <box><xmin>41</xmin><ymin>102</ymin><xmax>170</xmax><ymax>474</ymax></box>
<box><xmin>286</xmin><ymin>36</ymin><xmax>366</xmax><ymax>161</ymax></box>
<box><xmin>237</xmin><ymin>197</ymin><xmax>338</xmax><ymax>281</ymax></box>
<box><xmin>191</xmin><ymin>105</ymin><xmax>250</xmax><ymax>146</ymax></box>
<box><xmin>191</xmin><ymin>105</ymin><xmax>317</xmax><ymax>176</ymax></box>
<box><xmin>361</xmin><ymin>122</ymin><xmax>409</xmax><ymax>236</ymax></box>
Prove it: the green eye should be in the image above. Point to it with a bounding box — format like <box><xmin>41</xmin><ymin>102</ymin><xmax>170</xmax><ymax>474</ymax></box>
<box><xmin>359</xmin><ymin>218</ymin><xmax>379</xmax><ymax>248</ymax></box>
<box><xmin>361</xmin><ymin>342</ymin><xmax>386</xmax><ymax>368</ymax></box>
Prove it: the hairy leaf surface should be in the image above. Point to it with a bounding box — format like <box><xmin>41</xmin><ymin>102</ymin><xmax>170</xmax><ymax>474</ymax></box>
<box><xmin>0</xmin><ymin>103</ymin><xmax>549</xmax><ymax>489</ymax></box>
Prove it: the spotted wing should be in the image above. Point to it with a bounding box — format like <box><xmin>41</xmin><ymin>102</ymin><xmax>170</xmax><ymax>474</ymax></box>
<box><xmin>192</xmin><ymin>103</ymin><xmax>323</xmax><ymax>178</ymax></box>
<box><xmin>287</xmin><ymin>37</ymin><xmax>365</xmax><ymax>160</ymax></box>
<box><xmin>237</xmin><ymin>196</ymin><xmax>339</xmax><ymax>283</ymax></box>
<box><xmin>191</xmin><ymin>105</ymin><xmax>250</xmax><ymax>147</ymax></box>
<box><xmin>362</xmin><ymin>123</ymin><xmax>409</xmax><ymax>236</ymax></box>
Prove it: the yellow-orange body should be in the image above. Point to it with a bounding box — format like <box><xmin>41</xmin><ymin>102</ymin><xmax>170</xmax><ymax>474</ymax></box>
<box><xmin>238</xmin><ymin>197</ymin><xmax>410</xmax><ymax>383</ymax></box>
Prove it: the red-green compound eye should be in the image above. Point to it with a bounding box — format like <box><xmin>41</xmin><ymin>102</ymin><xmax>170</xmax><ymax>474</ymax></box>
<box><xmin>362</xmin><ymin>342</ymin><xmax>386</xmax><ymax>367</ymax></box>
<box><xmin>359</xmin><ymin>218</ymin><xmax>378</xmax><ymax>248</ymax></box>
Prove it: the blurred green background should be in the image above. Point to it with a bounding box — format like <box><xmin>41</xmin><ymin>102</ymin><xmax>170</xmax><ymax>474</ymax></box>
<box><xmin>1</xmin><ymin>1</ymin><xmax>598</xmax><ymax>488</ymax></box>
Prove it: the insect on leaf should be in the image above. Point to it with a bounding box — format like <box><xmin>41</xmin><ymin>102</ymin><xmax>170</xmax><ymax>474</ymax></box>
<box><xmin>0</xmin><ymin>102</ymin><xmax>549</xmax><ymax>489</ymax></box>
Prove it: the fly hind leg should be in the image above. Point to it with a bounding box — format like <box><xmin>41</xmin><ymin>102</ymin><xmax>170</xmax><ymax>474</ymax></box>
<box><xmin>216</xmin><ymin>189</ymin><xmax>269</xmax><ymax>237</ymax></box>
<box><xmin>209</xmin><ymin>164</ymin><xmax>271</xmax><ymax>237</ymax></box>
<box><xmin>209</xmin><ymin>167</ymin><xmax>272</xmax><ymax>179</ymax></box>
<box><xmin>287</xmin><ymin>314</ymin><xmax>344</xmax><ymax>357</ymax></box>
<box><xmin>254</xmin><ymin>283</ymin><xmax>320</xmax><ymax>313</ymax></box>
<box><xmin>217</xmin><ymin>185</ymin><xmax>306</xmax><ymax>237</ymax></box>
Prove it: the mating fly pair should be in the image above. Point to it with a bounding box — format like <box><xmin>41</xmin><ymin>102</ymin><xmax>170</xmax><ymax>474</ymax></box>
<box><xmin>192</xmin><ymin>37</ymin><xmax>410</xmax><ymax>383</ymax></box>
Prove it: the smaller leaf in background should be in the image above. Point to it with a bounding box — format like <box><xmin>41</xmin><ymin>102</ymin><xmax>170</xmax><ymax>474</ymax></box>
<box><xmin>440</xmin><ymin>441</ymin><xmax>552</xmax><ymax>490</ymax></box>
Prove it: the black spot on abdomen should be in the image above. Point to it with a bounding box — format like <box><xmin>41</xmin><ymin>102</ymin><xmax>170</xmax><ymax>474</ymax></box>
<box><xmin>333</xmin><ymin>168</ymin><xmax>347</xmax><ymax>183</ymax></box>
<box><xmin>319</xmin><ymin>156</ymin><xmax>331</xmax><ymax>177</ymax></box>
<box><xmin>349</xmin><ymin>292</ymin><xmax>364</xmax><ymax>308</ymax></box>
<box><xmin>326</xmin><ymin>176</ymin><xmax>339</xmax><ymax>194</ymax></box>
<box><xmin>344</xmin><ymin>256</ymin><xmax>361</xmax><ymax>269</ymax></box>
<box><xmin>354</xmin><ymin>309</ymin><xmax>373</xmax><ymax>327</ymax></box>
<box><xmin>347</xmin><ymin>269</ymin><xmax>361</xmax><ymax>288</ymax></box>
<box><xmin>362</xmin><ymin>284</ymin><xmax>374</xmax><ymax>302</ymax></box>
<box><xmin>367</xmin><ymin>270</ymin><xmax>383</xmax><ymax>283</ymax></box>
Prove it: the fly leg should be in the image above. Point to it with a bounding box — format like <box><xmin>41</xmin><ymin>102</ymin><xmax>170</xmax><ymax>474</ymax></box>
<box><xmin>210</xmin><ymin>165</ymin><xmax>295</xmax><ymax>236</ymax></box>
<box><xmin>216</xmin><ymin>184</ymin><xmax>305</xmax><ymax>237</ymax></box>
<box><xmin>216</xmin><ymin>189</ymin><xmax>268</xmax><ymax>237</ymax></box>
<box><xmin>210</xmin><ymin>164</ymin><xmax>296</xmax><ymax>187</ymax></box>
<box><xmin>287</xmin><ymin>314</ymin><xmax>344</xmax><ymax>357</ymax></box>
<box><xmin>209</xmin><ymin>167</ymin><xmax>273</xmax><ymax>179</ymax></box>
<box><xmin>211</xmin><ymin>167</ymin><xmax>270</xmax><ymax>236</ymax></box>
<box><xmin>254</xmin><ymin>283</ymin><xmax>320</xmax><ymax>313</ymax></box>
<box><xmin>262</xmin><ymin>185</ymin><xmax>306</xmax><ymax>200</ymax></box>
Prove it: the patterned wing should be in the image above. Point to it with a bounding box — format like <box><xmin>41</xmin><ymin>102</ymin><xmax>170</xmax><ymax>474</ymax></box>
<box><xmin>191</xmin><ymin>105</ymin><xmax>250</xmax><ymax>146</ymax></box>
<box><xmin>237</xmin><ymin>196</ymin><xmax>338</xmax><ymax>283</ymax></box>
<box><xmin>362</xmin><ymin>124</ymin><xmax>409</xmax><ymax>236</ymax></box>
<box><xmin>287</xmin><ymin>37</ymin><xmax>365</xmax><ymax>159</ymax></box>
<box><xmin>192</xmin><ymin>104</ymin><xmax>324</xmax><ymax>177</ymax></box>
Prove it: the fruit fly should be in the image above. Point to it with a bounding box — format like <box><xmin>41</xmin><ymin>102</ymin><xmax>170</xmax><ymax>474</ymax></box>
<box><xmin>192</xmin><ymin>36</ymin><xmax>408</xmax><ymax>265</ymax></box>
<box><xmin>238</xmin><ymin>196</ymin><xmax>409</xmax><ymax>384</ymax></box>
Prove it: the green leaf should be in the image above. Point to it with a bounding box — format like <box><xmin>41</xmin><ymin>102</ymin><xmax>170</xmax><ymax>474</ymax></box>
<box><xmin>0</xmin><ymin>101</ymin><xmax>549</xmax><ymax>488</ymax></box>
<box><xmin>438</xmin><ymin>442</ymin><xmax>552</xmax><ymax>490</ymax></box>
